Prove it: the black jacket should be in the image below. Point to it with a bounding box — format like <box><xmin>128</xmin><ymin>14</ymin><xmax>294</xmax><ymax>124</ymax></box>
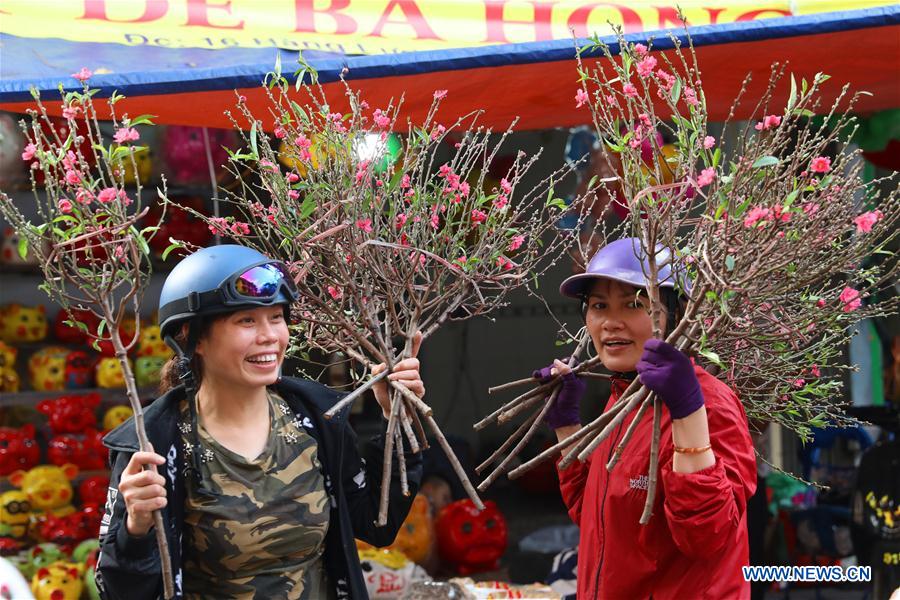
<box><xmin>96</xmin><ymin>377</ymin><xmax>422</xmax><ymax>599</ymax></box>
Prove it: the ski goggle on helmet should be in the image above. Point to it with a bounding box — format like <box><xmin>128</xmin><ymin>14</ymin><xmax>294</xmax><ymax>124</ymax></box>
<box><xmin>158</xmin><ymin>245</ymin><xmax>299</xmax><ymax>341</ymax></box>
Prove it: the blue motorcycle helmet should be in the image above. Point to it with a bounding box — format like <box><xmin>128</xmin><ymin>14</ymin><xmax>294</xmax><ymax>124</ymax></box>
<box><xmin>157</xmin><ymin>245</ymin><xmax>299</xmax><ymax>490</ymax></box>
<box><xmin>158</xmin><ymin>244</ymin><xmax>299</xmax><ymax>349</ymax></box>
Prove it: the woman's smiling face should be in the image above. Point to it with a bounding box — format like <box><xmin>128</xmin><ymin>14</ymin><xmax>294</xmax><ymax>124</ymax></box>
<box><xmin>194</xmin><ymin>305</ymin><xmax>289</xmax><ymax>390</ymax></box>
<box><xmin>584</xmin><ymin>278</ymin><xmax>665</xmax><ymax>372</ymax></box>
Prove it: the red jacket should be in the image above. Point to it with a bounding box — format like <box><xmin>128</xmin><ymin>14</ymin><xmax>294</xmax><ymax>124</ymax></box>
<box><xmin>557</xmin><ymin>366</ymin><xmax>757</xmax><ymax>599</ymax></box>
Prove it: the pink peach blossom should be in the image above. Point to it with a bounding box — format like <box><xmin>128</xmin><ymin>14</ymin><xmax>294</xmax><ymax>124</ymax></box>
<box><xmin>839</xmin><ymin>287</ymin><xmax>861</xmax><ymax>312</ymax></box>
<box><xmin>575</xmin><ymin>88</ymin><xmax>589</xmax><ymax>108</ymax></box>
<box><xmin>810</xmin><ymin>156</ymin><xmax>831</xmax><ymax>173</ymax></box>
<box><xmin>113</xmin><ymin>127</ymin><xmax>139</xmax><ymax>144</ymax></box>
<box><xmin>72</xmin><ymin>68</ymin><xmax>93</xmax><ymax>81</ymax></box>
<box><xmin>754</xmin><ymin>115</ymin><xmax>781</xmax><ymax>131</ymax></box>
<box><xmin>508</xmin><ymin>235</ymin><xmax>525</xmax><ymax>251</ymax></box>
<box><xmin>854</xmin><ymin>210</ymin><xmax>883</xmax><ymax>233</ymax></box>
<box><xmin>636</xmin><ymin>56</ymin><xmax>657</xmax><ymax>78</ymax></box>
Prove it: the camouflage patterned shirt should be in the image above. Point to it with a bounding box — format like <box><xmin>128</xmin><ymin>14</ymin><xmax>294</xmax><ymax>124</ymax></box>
<box><xmin>179</xmin><ymin>393</ymin><xmax>332</xmax><ymax>599</ymax></box>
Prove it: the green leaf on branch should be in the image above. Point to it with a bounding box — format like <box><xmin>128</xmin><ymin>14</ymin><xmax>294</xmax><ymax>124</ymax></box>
<box><xmin>300</xmin><ymin>195</ymin><xmax>316</xmax><ymax>220</ymax></box>
<box><xmin>725</xmin><ymin>255</ymin><xmax>735</xmax><ymax>271</ymax></box>
<box><xmin>249</xmin><ymin>122</ymin><xmax>259</xmax><ymax>159</ymax></box>
<box><xmin>783</xmin><ymin>189</ymin><xmax>800</xmax><ymax>210</ymax></box>
<box><xmin>161</xmin><ymin>240</ymin><xmax>185</xmax><ymax>261</ymax></box>
<box><xmin>92</xmin><ymin>144</ymin><xmax>109</xmax><ymax>160</ymax></box>
<box><xmin>670</xmin><ymin>78</ymin><xmax>682</xmax><ymax>104</ymax></box>
<box><xmin>127</xmin><ymin>114</ymin><xmax>156</xmax><ymax>127</ymax></box>
<box><xmin>17</xmin><ymin>235</ymin><xmax>28</xmax><ymax>260</ymax></box>
<box><xmin>698</xmin><ymin>348</ymin><xmax>723</xmax><ymax>368</ymax></box>
<box><xmin>788</xmin><ymin>74</ymin><xmax>797</xmax><ymax>112</ymax></box>
<box><xmin>127</xmin><ymin>226</ymin><xmax>149</xmax><ymax>256</ymax></box>
<box><xmin>751</xmin><ymin>156</ymin><xmax>779</xmax><ymax>168</ymax></box>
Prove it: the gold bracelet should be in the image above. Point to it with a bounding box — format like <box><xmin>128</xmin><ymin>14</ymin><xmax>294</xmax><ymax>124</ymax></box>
<box><xmin>673</xmin><ymin>444</ymin><xmax>712</xmax><ymax>454</ymax></box>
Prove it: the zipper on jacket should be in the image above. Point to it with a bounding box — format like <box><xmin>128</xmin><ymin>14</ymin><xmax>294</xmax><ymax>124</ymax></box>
<box><xmin>593</xmin><ymin>418</ymin><xmax>626</xmax><ymax>599</ymax></box>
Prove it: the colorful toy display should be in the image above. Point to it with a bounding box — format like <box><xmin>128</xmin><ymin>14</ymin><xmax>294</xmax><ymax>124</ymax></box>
<box><xmin>0</xmin><ymin>340</ymin><xmax>19</xmax><ymax>392</ymax></box>
<box><xmin>135</xmin><ymin>355</ymin><xmax>166</xmax><ymax>388</ymax></box>
<box><xmin>101</xmin><ymin>406</ymin><xmax>132</xmax><ymax>432</ymax></box>
<box><xmin>8</xmin><ymin>464</ymin><xmax>79</xmax><ymax>518</ymax></box>
<box><xmin>36</xmin><ymin>393</ymin><xmax>100</xmax><ymax>436</ymax></box>
<box><xmin>0</xmin><ymin>228</ymin><xmax>48</xmax><ymax>267</ymax></box>
<box><xmin>137</xmin><ymin>325</ymin><xmax>172</xmax><ymax>359</ymax></box>
<box><xmin>161</xmin><ymin>126</ymin><xmax>235</xmax><ymax>185</ymax></box>
<box><xmin>94</xmin><ymin>316</ymin><xmax>137</xmax><ymax>357</ymax></box>
<box><xmin>0</xmin><ymin>490</ymin><xmax>32</xmax><ymax>550</ymax></box>
<box><xmin>77</xmin><ymin>476</ymin><xmax>109</xmax><ymax>509</ymax></box>
<box><xmin>145</xmin><ymin>196</ymin><xmax>213</xmax><ymax>260</ymax></box>
<box><xmin>53</xmin><ymin>308</ymin><xmax>100</xmax><ymax>345</ymax></box>
<box><xmin>118</xmin><ymin>145</ymin><xmax>154</xmax><ymax>186</ymax></box>
<box><xmin>358</xmin><ymin>494</ymin><xmax>433</xmax><ymax>565</ymax></box>
<box><xmin>0</xmin><ymin>304</ymin><xmax>48</xmax><ymax>342</ymax></box>
<box><xmin>19</xmin><ymin>543</ymin><xmax>66</xmax><ymax>580</ymax></box>
<box><xmin>0</xmin><ymin>425</ymin><xmax>41</xmax><ymax>476</ymax></box>
<box><xmin>31</xmin><ymin>561</ymin><xmax>84</xmax><ymax>600</ymax></box>
<box><xmin>28</xmin><ymin>346</ymin><xmax>70</xmax><ymax>391</ymax></box>
<box><xmin>36</xmin><ymin>507</ymin><xmax>101</xmax><ymax>551</ymax></box>
<box><xmin>358</xmin><ymin>548</ymin><xmax>430</xmax><ymax>600</ymax></box>
<box><xmin>435</xmin><ymin>500</ymin><xmax>508</xmax><ymax>575</ymax></box>
<box><xmin>63</xmin><ymin>350</ymin><xmax>94</xmax><ymax>389</ymax></box>
<box><xmin>0</xmin><ymin>113</ymin><xmax>26</xmax><ymax>188</ymax></box>
<box><xmin>48</xmin><ymin>431</ymin><xmax>106</xmax><ymax>471</ymax></box>
<box><xmin>96</xmin><ymin>357</ymin><xmax>129</xmax><ymax>388</ymax></box>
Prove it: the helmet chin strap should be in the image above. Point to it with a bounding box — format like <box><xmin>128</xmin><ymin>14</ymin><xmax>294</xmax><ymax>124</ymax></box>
<box><xmin>164</xmin><ymin>324</ymin><xmax>208</xmax><ymax>492</ymax></box>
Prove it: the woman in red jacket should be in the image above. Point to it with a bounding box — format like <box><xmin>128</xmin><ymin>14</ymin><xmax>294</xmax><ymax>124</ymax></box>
<box><xmin>542</xmin><ymin>238</ymin><xmax>757</xmax><ymax>599</ymax></box>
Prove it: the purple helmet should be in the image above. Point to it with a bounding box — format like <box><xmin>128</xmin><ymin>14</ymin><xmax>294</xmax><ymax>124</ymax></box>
<box><xmin>560</xmin><ymin>237</ymin><xmax>686</xmax><ymax>299</ymax></box>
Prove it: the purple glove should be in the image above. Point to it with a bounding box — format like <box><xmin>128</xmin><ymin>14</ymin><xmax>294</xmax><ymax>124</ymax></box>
<box><xmin>636</xmin><ymin>339</ymin><xmax>704</xmax><ymax>419</ymax></box>
<box><xmin>533</xmin><ymin>362</ymin><xmax>586</xmax><ymax>429</ymax></box>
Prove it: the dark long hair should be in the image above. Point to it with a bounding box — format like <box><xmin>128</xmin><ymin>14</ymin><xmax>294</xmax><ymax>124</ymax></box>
<box><xmin>157</xmin><ymin>315</ymin><xmax>215</xmax><ymax>394</ymax></box>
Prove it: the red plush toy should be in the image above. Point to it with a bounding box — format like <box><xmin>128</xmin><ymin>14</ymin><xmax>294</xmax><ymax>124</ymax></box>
<box><xmin>37</xmin><ymin>393</ymin><xmax>100</xmax><ymax>436</ymax></box>
<box><xmin>145</xmin><ymin>196</ymin><xmax>213</xmax><ymax>261</ymax></box>
<box><xmin>0</xmin><ymin>425</ymin><xmax>41</xmax><ymax>476</ymax></box>
<box><xmin>53</xmin><ymin>308</ymin><xmax>100</xmax><ymax>345</ymax></box>
<box><xmin>37</xmin><ymin>506</ymin><xmax>102</xmax><ymax>551</ymax></box>
<box><xmin>47</xmin><ymin>430</ymin><xmax>106</xmax><ymax>471</ymax></box>
<box><xmin>435</xmin><ymin>499</ymin><xmax>508</xmax><ymax>575</ymax></box>
<box><xmin>78</xmin><ymin>475</ymin><xmax>110</xmax><ymax>509</ymax></box>
<box><xmin>64</xmin><ymin>351</ymin><xmax>95</xmax><ymax>390</ymax></box>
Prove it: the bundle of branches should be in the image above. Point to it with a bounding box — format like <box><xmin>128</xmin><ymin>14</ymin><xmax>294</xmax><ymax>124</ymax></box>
<box><xmin>477</xmin><ymin>27</ymin><xmax>899</xmax><ymax>524</ymax></box>
<box><xmin>0</xmin><ymin>75</ymin><xmax>175</xmax><ymax>597</ymax></box>
<box><xmin>171</xmin><ymin>61</ymin><xmax>587</xmax><ymax>523</ymax></box>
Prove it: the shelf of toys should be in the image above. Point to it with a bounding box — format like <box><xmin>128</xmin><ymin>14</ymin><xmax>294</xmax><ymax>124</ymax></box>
<box><xmin>0</xmin><ymin>112</ymin><xmax>232</xmax><ymax>599</ymax></box>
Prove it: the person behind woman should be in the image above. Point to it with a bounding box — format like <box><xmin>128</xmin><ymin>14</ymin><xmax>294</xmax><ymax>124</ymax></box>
<box><xmin>96</xmin><ymin>245</ymin><xmax>425</xmax><ymax>599</ymax></box>
<box><xmin>540</xmin><ymin>238</ymin><xmax>756</xmax><ymax>599</ymax></box>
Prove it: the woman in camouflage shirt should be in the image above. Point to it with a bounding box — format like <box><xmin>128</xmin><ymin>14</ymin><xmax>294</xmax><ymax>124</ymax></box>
<box><xmin>96</xmin><ymin>245</ymin><xmax>424</xmax><ymax>599</ymax></box>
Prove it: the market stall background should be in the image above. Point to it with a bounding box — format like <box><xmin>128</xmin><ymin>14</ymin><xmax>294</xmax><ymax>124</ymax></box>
<box><xmin>1</xmin><ymin>1</ymin><xmax>899</xmax><ymax>598</ymax></box>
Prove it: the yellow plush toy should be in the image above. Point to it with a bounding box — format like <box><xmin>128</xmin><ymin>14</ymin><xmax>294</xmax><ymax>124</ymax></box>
<box><xmin>0</xmin><ymin>340</ymin><xmax>19</xmax><ymax>392</ymax></box>
<box><xmin>0</xmin><ymin>490</ymin><xmax>32</xmax><ymax>540</ymax></box>
<box><xmin>0</xmin><ymin>304</ymin><xmax>48</xmax><ymax>343</ymax></box>
<box><xmin>8</xmin><ymin>464</ymin><xmax>78</xmax><ymax>517</ymax></box>
<box><xmin>28</xmin><ymin>346</ymin><xmax>70</xmax><ymax>391</ymax></box>
<box><xmin>31</xmin><ymin>560</ymin><xmax>84</xmax><ymax>600</ymax></box>
<box><xmin>356</xmin><ymin>493</ymin><xmax>434</xmax><ymax>564</ymax></box>
<box><xmin>96</xmin><ymin>357</ymin><xmax>130</xmax><ymax>388</ymax></box>
<box><xmin>136</xmin><ymin>325</ymin><xmax>173</xmax><ymax>359</ymax></box>
<box><xmin>102</xmin><ymin>405</ymin><xmax>134</xmax><ymax>431</ymax></box>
